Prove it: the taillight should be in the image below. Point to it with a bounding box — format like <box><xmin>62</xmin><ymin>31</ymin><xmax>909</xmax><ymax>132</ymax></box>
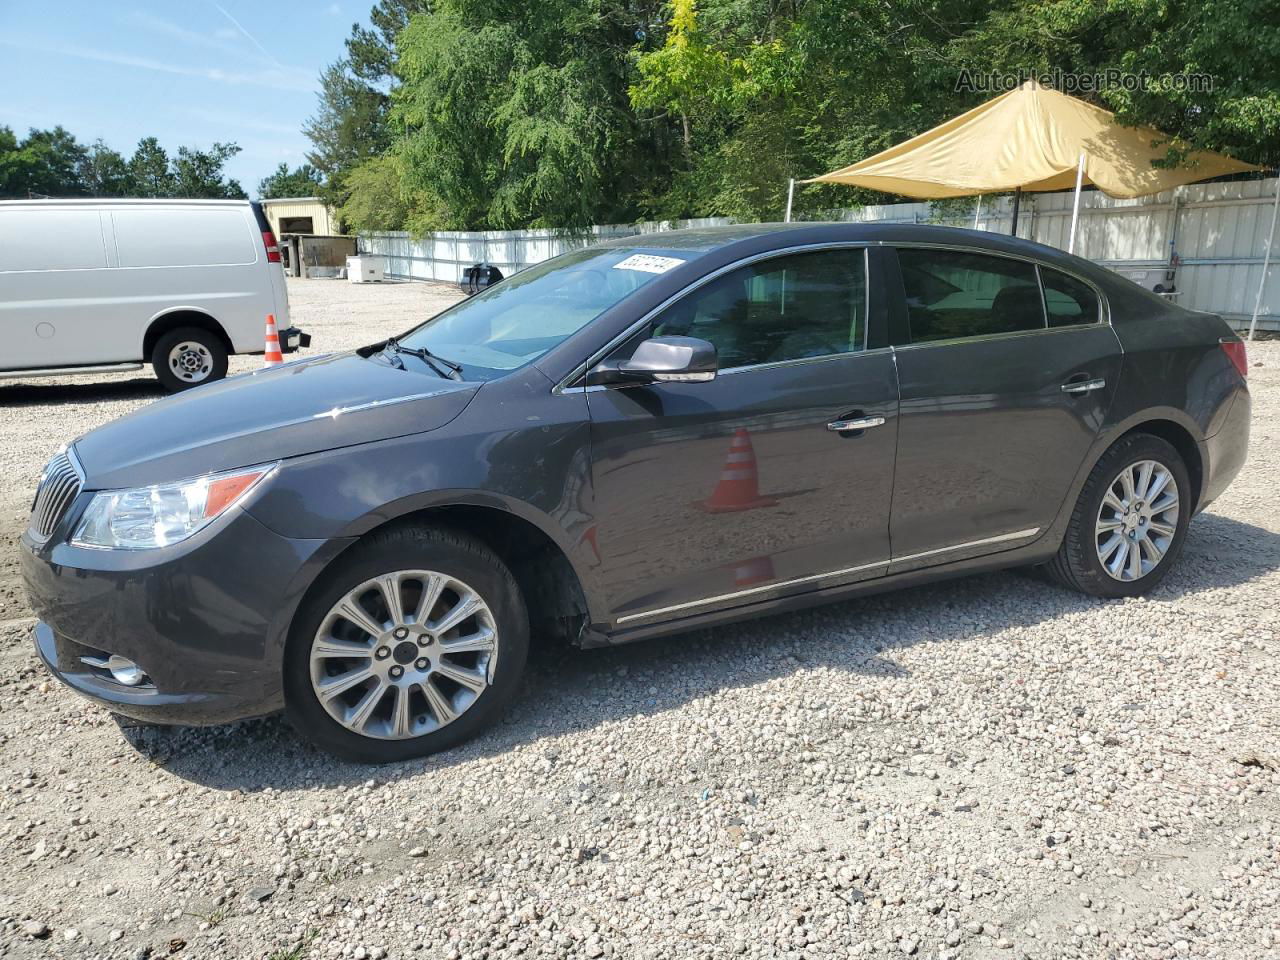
<box><xmin>1220</xmin><ymin>338</ymin><xmax>1248</xmax><ymax>380</ymax></box>
<box><xmin>261</xmin><ymin>230</ymin><xmax>281</xmax><ymax>263</ymax></box>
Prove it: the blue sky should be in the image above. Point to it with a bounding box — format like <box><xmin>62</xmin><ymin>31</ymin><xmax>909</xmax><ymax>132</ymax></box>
<box><xmin>0</xmin><ymin>1</ymin><xmax>366</xmax><ymax>196</ymax></box>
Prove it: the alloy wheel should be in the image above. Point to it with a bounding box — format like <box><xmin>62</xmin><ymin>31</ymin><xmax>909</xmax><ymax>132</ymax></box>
<box><xmin>1094</xmin><ymin>459</ymin><xmax>1179</xmax><ymax>582</ymax></box>
<box><xmin>309</xmin><ymin>570</ymin><xmax>498</xmax><ymax>740</ymax></box>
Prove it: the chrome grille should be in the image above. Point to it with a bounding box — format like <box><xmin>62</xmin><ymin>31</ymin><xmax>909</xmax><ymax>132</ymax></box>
<box><xmin>28</xmin><ymin>449</ymin><xmax>83</xmax><ymax>543</ymax></box>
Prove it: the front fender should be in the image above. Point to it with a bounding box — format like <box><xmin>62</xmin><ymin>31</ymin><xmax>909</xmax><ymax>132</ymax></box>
<box><xmin>245</xmin><ymin>383</ymin><xmax>604</xmax><ymax>622</ymax></box>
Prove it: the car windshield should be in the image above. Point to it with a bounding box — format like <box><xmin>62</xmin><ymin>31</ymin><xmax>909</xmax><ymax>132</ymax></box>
<box><xmin>395</xmin><ymin>246</ymin><xmax>691</xmax><ymax>380</ymax></box>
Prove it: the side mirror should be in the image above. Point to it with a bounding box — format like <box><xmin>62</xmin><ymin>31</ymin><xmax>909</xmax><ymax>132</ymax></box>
<box><xmin>586</xmin><ymin>336</ymin><xmax>718</xmax><ymax>387</ymax></box>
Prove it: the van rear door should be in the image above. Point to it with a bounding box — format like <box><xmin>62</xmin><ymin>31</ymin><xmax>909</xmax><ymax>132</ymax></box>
<box><xmin>251</xmin><ymin>201</ymin><xmax>291</xmax><ymax>331</ymax></box>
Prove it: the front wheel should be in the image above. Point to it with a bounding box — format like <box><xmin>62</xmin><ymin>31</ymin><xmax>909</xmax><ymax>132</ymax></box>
<box><xmin>284</xmin><ymin>525</ymin><xmax>529</xmax><ymax>763</ymax></box>
<box><xmin>1046</xmin><ymin>433</ymin><xmax>1191</xmax><ymax>598</ymax></box>
<box><xmin>151</xmin><ymin>326</ymin><xmax>229</xmax><ymax>392</ymax></box>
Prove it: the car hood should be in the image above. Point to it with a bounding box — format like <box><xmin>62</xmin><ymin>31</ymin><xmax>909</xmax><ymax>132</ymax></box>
<box><xmin>74</xmin><ymin>353</ymin><xmax>481</xmax><ymax>489</ymax></box>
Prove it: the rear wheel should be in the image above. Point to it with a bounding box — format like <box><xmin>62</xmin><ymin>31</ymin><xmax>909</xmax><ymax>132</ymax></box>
<box><xmin>284</xmin><ymin>525</ymin><xmax>529</xmax><ymax>763</ymax></box>
<box><xmin>1047</xmin><ymin>433</ymin><xmax>1191</xmax><ymax>598</ymax></box>
<box><xmin>151</xmin><ymin>326</ymin><xmax>228</xmax><ymax>392</ymax></box>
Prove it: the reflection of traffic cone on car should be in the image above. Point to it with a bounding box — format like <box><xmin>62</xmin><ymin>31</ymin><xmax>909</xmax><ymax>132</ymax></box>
<box><xmin>733</xmin><ymin>554</ymin><xmax>775</xmax><ymax>588</ymax></box>
<box><xmin>263</xmin><ymin>314</ymin><xmax>284</xmax><ymax>367</ymax></box>
<box><xmin>698</xmin><ymin>428</ymin><xmax>779</xmax><ymax>513</ymax></box>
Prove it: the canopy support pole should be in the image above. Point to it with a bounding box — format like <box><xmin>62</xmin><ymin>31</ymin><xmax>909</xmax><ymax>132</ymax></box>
<box><xmin>1010</xmin><ymin>187</ymin><xmax>1022</xmax><ymax>237</ymax></box>
<box><xmin>1068</xmin><ymin>152</ymin><xmax>1086</xmax><ymax>254</ymax></box>
<box><xmin>784</xmin><ymin>178</ymin><xmax>795</xmax><ymax>223</ymax></box>
<box><xmin>972</xmin><ymin>195</ymin><xmax>982</xmax><ymax>230</ymax></box>
<box><xmin>1248</xmin><ymin>171</ymin><xmax>1280</xmax><ymax>341</ymax></box>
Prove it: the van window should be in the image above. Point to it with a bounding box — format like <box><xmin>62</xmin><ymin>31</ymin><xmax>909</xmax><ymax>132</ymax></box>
<box><xmin>1041</xmin><ymin>267</ymin><xmax>1101</xmax><ymax>327</ymax></box>
<box><xmin>112</xmin><ymin>208</ymin><xmax>256</xmax><ymax>268</ymax></box>
<box><xmin>0</xmin><ymin>209</ymin><xmax>107</xmax><ymax>272</ymax></box>
<box><xmin>897</xmin><ymin>248</ymin><xmax>1044</xmax><ymax>343</ymax></box>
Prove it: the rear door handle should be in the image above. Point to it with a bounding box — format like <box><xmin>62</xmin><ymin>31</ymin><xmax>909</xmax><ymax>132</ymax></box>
<box><xmin>827</xmin><ymin>415</ymin><xmax>886</xmax><ymax>433</ymax></box>
<box><xmin>1061</xmin><ymin>377</ymin><xmax>1105</xmax><ymax>394</ymax></box>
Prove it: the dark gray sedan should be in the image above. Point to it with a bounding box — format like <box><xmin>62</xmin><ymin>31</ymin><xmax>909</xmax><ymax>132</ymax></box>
<box><xmin>20</xmin><ymin>223</ymin><xmax>1251</xmax><ymax>762</ymax></box>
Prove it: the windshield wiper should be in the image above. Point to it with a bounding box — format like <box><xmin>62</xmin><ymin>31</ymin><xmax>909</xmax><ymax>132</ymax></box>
<box><xmin>382</xmin><ymin>338</ymin><xmax>463</xmax><ymax>380</ymax></box>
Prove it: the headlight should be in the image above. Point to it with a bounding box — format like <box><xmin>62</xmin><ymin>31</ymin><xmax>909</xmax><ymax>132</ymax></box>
<box><xmin>71</xmin><ymin>464</ymin><xmax>276</xmax><ymax>550</ymax></box>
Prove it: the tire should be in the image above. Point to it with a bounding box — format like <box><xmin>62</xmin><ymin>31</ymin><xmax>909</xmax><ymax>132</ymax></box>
<box><xmin>151</xmin><ymin>326</ymin><xmax>228</xmax><ymax>392</ymax></box>
<box><xmin>283</xmin><ymin>525</ymin><xmax>529</xmax><ymax>763</ymax></box>
<box><xmin>1046</xmin><ymin>433</ymin><xmax>1191</xmax><ymax>598</ymax></box>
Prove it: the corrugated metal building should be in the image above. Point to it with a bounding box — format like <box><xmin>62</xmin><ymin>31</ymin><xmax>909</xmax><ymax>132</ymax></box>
<box><xmin>259</xmin><ymin>197</ymin><xmax>338</xmax><ymax>238</ymax></box>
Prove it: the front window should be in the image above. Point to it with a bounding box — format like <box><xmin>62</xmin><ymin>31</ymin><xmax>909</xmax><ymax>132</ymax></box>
<box><xmin>652</xmin><ymin>248</ymin><xmax>867</xmax><ymax>368</ymax></box>
<box><xmin>396</xmin><ymin>247</ymin><xmax>691</xmax><ymax>380</ymax></box>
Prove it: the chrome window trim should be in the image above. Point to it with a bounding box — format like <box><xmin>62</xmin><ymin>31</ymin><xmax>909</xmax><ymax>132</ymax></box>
<box><xmin>891</xmin><ymin>321</ymin><xmax>1111</xmax><ymax>353</ymax></box>
<box><xmin>554</xmin><ymin>241</ymin><xmax>876</xmax><ymax>395</ymax></box>
<box><xmin>615</xmin><ymin>526</ymin><xmax>1043</xmax><ymax>626</ymax></box>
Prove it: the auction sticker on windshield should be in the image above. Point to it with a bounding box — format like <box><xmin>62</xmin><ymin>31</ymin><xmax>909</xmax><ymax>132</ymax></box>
<box><xmin>612</xmin><ymin>254</ymin><xmax>686</xmax><ymax>274</ymax></box>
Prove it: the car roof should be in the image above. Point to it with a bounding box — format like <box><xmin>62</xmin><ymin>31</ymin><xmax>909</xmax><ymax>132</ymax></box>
<box><xmin>602</xmin><ymin>220</ymin><xmax>1096</xmax><ymax>273</ymax></box>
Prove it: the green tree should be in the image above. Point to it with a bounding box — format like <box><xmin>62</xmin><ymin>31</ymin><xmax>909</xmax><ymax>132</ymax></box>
<box><xmin>304</xmin><ymin>0</ymin><xmax>432</xmax><ymax>213</ymax></box>
<box><xmin>129</xmin><ymin>137</ymin><xmax>175</xmax><ymax>197</ymax></box>
<box><xmin>171</xmin><ymin>142</ymin><xmax>247</xmax><ymax>199</ymax></box>
<box><xmin>78</xmin><ymin>140</ymin><xmax>132</xmax><ymax>196</ymax></box>
<box><xmin>258</xmin><ymin>162</ymin><xmax>324</xmax><ymax>199</ymax></box>
<box><xmin>0</xmin><ymin>126</ymin><xmax>88</xmax><ymax>197</ymax></box>
<box><xmin>394</xmin><ymin>0</ymin><xmax>660</xmax><ymax>229</ymax></box>
<box><xmin>337</xmin><ymin>153</ymin><xmax>423</xmax><ymax>231</ymax></box>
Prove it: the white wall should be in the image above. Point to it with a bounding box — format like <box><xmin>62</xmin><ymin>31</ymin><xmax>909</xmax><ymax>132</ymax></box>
<box><xmin>360</xmin><ymin>179</ymin><xmax>1280</xmax><ymax>332</ymax></box>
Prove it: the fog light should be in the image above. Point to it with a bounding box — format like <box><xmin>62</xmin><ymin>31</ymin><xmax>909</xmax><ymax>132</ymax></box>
<box><xmin>80</xmin><ymin>653</ymin><xmax>149</xmax><ymax>687</ymax></box>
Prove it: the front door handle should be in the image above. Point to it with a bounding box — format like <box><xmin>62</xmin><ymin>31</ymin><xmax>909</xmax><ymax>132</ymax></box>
<box><xmin>1061</xmin><ymin>377</ymin><xmax>1106</xmax><ymax>394</ymax></box>
<box><xmin>827</xmin><ymin>415</ymin><xmax>886</xmax><ymax>433</ymax></box>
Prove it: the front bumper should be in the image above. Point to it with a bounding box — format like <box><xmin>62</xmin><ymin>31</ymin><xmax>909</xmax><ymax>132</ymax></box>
<box><xmin>279</xmin><ymin>326</ymin><xmax>312</xmax><ymax>354</ymax></box>
<box><xmin>19</xmin><ymin>505</ymin><xmax>348</xmax><ymax>726</ymax></box>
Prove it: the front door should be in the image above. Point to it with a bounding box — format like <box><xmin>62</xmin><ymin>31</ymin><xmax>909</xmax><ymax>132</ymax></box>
<box><xmin>585</xmin><ymin>246</ymin><xmax>900</xmax><ymax>628</ymax></box>
<box><xmin>886</xmin><ymin>246</ymin><xmax>1121</xmax><ymax>572</ymax></box>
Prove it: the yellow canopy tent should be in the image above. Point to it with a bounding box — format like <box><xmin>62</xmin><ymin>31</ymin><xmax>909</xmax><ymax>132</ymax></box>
<box><xmin>795</xmin><ymin>80</ymin><xmax>1260</xmax><ymax>253</ymax></box>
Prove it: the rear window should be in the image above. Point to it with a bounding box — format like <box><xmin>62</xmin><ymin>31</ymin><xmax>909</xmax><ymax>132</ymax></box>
<box><xmin>112</xmin><ymin>208</ymin><xmax>256</xmax><ymax>268</ymax></box>
<box><xmin>898</xmin><ymin>248</ymin><xmax>1043</xmax><ymax>343</ymax></box>
<box><xmin>0</xmin><ymin>209</ymin><xmax>107</xmax><ymax>272</ymax></box>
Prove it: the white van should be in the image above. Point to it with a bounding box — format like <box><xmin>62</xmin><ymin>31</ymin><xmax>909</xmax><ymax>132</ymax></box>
<box><xmin>0</xmin><ymin>199</ymin><xmax>307</xmax><ymax>391</ymax></box>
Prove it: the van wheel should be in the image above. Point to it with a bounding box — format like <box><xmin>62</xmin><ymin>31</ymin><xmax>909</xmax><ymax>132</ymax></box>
<box><xmin>283</xmin><ymin>525</ymin><xmax>529</xmax><ymax>763</ymax></box>
<box><xmin>152</xmin><ymin>327</ymin><xmax>228</xmax><ymax>392</ymax></box>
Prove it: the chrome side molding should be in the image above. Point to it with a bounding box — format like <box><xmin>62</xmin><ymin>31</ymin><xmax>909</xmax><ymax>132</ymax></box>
<box><xmin>616</xmin><ymin>526</ymin><xmax>1043</xmax><ymax>626</ymax></box>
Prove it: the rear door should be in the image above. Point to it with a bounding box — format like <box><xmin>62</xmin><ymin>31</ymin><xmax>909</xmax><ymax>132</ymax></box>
<box><xmin>585</xmin><ymin>245</ymin><xmax>900</xmax><ymax>628</ymax></box>
<box><xmin>886</xmin><ymin>246</ymin><xmax>1121</xmax><ymax>572</ymax></box>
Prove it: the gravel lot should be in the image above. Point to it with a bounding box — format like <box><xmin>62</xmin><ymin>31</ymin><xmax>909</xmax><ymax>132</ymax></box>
<box><xmin>1</xmin><ymin>279</ymin><xmax>1278</xmax><ymax>960</ymax></box>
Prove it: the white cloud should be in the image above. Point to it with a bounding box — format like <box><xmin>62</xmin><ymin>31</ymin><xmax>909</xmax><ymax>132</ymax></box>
<box><xmin>0</xmin><ymin>37</ymin><xmax>315</xmax><ymax>93</ymax></box>
<box><xmin>328</xmin><ymin>2</ymin><xmax>341</xmax><ymax>13</ymax></box>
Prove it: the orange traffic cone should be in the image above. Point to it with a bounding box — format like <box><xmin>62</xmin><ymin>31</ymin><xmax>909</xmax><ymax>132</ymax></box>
<box><xmin>263</xmin><ymin>314</ymin><xmax>284</xmax><ymax>367</ymax></box>
<box><xmin>733</xmin><ymin>554</ymin><xmax>775</xmax><ymax>588</ymax></box>
<box><xmin>698</xmin><ymin>428</ymin><xmax>778</xmax><ymax>513</ymax></box>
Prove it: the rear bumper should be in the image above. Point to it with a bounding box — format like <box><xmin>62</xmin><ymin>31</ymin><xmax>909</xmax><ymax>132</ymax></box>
<box><xmin>1202</xmin><ymin>386</ymin><xmax>1250</xmax><ymax>509</ymax></box>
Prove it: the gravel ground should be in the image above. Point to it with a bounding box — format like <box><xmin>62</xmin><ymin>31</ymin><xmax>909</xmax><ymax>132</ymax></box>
<box><xmin>1</xmin><ymin>281</ymin><xmax>1278</xmax><ymax>960</ymax></box>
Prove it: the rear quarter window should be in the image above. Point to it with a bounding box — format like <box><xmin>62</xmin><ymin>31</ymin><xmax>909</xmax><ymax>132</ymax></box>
<box><xmin>0</xmin><ymin>209</ymin><xmax>107</xmax><ymax>272</ymax></box>
<box><xmin>112</xmin><ymin>208</ymin><xmax>256</xmax><ymax>268</ymax></box>
<box><xmin>1041</xmin><ymin>267</ymin><xmax>1101</xmax><ymax>327</ymax></box>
